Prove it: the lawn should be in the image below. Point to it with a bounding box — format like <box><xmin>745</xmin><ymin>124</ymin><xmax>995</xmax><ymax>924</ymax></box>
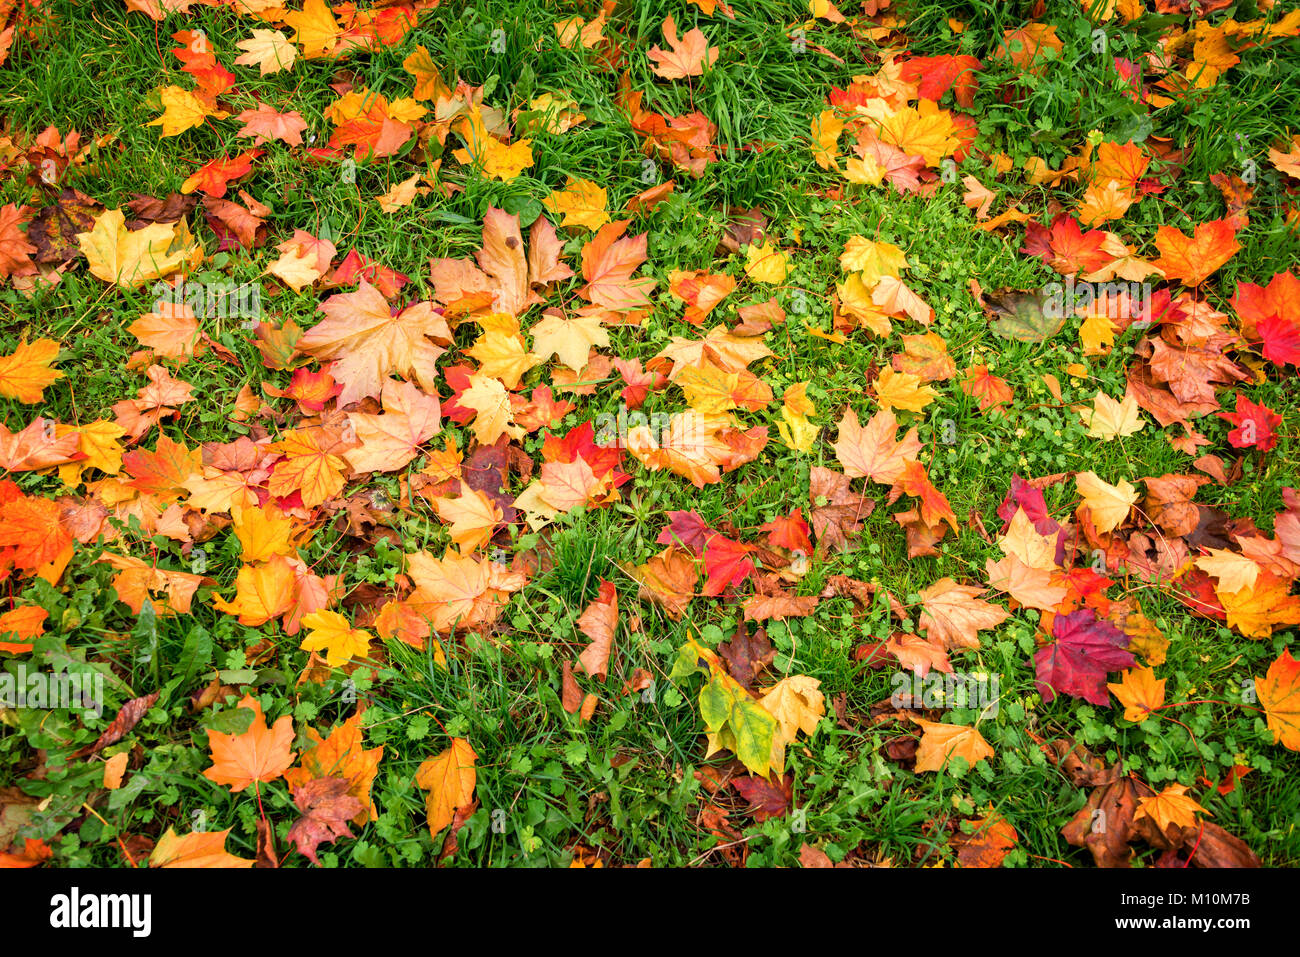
<box><xmin>0</xmin><ymin>0</ymin><xmax>1298</xmax><ymax>869</ymax></box>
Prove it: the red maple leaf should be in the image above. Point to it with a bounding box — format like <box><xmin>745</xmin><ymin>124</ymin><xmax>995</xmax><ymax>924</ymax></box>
<box><xmin>702</xmin><ymin>533</ymin><xmax>756</xmax><ymax>597</ymax></box>
<box><xmin>1218</xmin><ymin>394</ymin><xmax>1281</xmax><ymax>452</ymax></box>
<box><xmin>1033</xmin><ymin>609</ymin><xmax>1134</xmax><ymax>705</ymax></box>
<box><xmin>898</xmin><ymin>55</ymin><xmax>983</xmax><ymax>108</ymax></box>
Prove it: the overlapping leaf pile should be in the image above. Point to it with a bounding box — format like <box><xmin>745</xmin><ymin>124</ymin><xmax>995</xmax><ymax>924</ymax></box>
<box><xmin>0</xmin><ymin>0</ymin><xmax>1298</xmax><ymax>868</ymax></box>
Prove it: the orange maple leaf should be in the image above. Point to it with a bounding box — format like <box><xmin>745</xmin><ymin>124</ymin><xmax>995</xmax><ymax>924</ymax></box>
<box><xmin>202</xmin><ymin>693</ymin><xmax>295</xmax><ymax>792</ymax></box>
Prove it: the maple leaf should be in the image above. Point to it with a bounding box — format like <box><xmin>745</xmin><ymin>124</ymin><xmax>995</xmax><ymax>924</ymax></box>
<box><xmin>459</xmin><ymin>372</ymin><xmax>525</xmax><ymax>445</ymax></box>
<box><xmin>299</xmin><ymin>609</ymin><xmax>373</xmax><ymax>668</ymax></box>
<box><xmin>647</xmin><ymin>15</ymin><xmax>718</xmax><ymax>79</ymax></box>
<box><xmin>129</xmin><ymin>305</ymin><xmax>199</xmax><ymax>359</ymax></box>
<box><xmin>1033</xmin><ymin>609</ymin><xmax>1135</xmax><ymax>705</ymax></box>
<box><xmin>530</xmin><ymin>312</ymin><xmax>610</xmax><ymax>372</ymax></box>
<box><xmin>1076</xmin><ymin>471</ymin><xmax>1140</xmax><ymax>533</ymax></box>
<box><xmin>210</xmin><ymin>555</ymin><xmax>298</xmax><ymax>626</ymax></box>
<box><xmin>283</xmin><ymin>0</ymin><xmax>341</xmax><ymax>57</ymax></box>
<box><xmin>148</xmin><ymin>85</ymin><xmax>229</xmax><ymax>137</ymax></box>
<box><xmin>951</xmin><ymin>809</ymin><xmax>1019</xmax><ymax>868</ymax></box>
<box><xmin>433</xmin><ymin>481</ymin><xmax>503</xmax><ymax>552</ymax></box>
<box><xmin>874</xmin><ymin>367</ymin><xmax>937</xmax><ymax>413</ymax></box>
<box><xmin>202</xmin><ymin>693</ymin><xmax>295</xmax><ymax>792</ymax></box>
<box><xmin>0</xmin><ymin>339</ymin><xmax>63</xmax><ymax>403</ymax></box>
<box><xmin>542</xmin><ymin>177</ymin><xmax>610</xmax><ymax>231</ymax></box>
<box><xmin>898</xmin><ymin>54</ymin><xmax>982</xmax><ymax>107</ymax></box>
<box><xmin>1135</xmin><ymin>784</ymin><xmax>1208</xmax><ymax>834</ymax></box>
<box><xmin>180</xmin><ymin>149</ymin><xmax>261</xmax><ymax>198</ymax></box>
<box><xmin>149</xmin><ymin>827</ymin><xmax>254</xmax><ymax>868</ymax></box>
<box><xmin>579</xmin><ymin>220</ymin><xmax>656</xmax><ymax>309</ymax></box>
<box><xmin>1256</xmin><ymin>648</ymin><xmax>1300</xmax><ymax>751</ymax></box>
<box><xmin>832</xmin><ymin>407</ymin><xmax>921</xmax><ymax>484</ymax></box>
<box><xmin>961</xmin><ymin>365</ymin><xmax>1013</xmax><ymax>412</ymax></box>
<box><xmin>984</xmin><ymin>554</ymin><xmax>1067</xmax><ymax>612</ymax></box>
<box><xmin>702</xmin><ymin>533</ymin><xmax>757</xmax><ymax>596</ymax></box>
<box><xmin>1217</xmin><ymin>393</ymin><xmax>1281</xmax><ymax>452</ymax></box>
<box><xmin>0</xmin><ymin>203</ymin><xmax>36</xmax><ymax>280</ymax></box>
<box><xmin>236</xmin><ymin>104</ymin><xmax>309</xmax><ymax>146</ymax></box>
<box><xmin>234</xmin><ymin>28</ymin><xmax>297</xmax><ymax>75</ymax></box>
<box><xmin>0</xmin><ymin>494</ymin><xmax>74</xmax><ymax>578</ymax></box>
<box><xmin>743</xmin><ymin>241</ymin><xmax>788</xmax><ymax>284</ymax></box>
<box><xmin>1152</xmin><ymin>218</ymin><xmax>1240</xmax><ymax>287</ymax></box>
<box><xmin>576</xmin><ymin>578</ymin><xmax>618</xmax><ymax>679</ymax></box>
<box><xmin>622</xmin><ymin>545</ymin><xmax>697</xmax><ymax>620</ymax></box>
<box><xmin>287</xmin><ymin>777</ymin><xmax>363</xmax><ymax>865</ymax></box>
<box><xmin>268</xmin><ymin>427</ymin><xmax>349</xmax><ymax>507</ymax></box>
<box><xmin>1107</xmin><ymin>667</ymin><xmax>1166</xmax><ymax>722</ymax></box>
<box><xmin>297</xmin><ymin>281</ymin><xmax>450</xmax><ymax>406</ymax></box>
<box><xmin>283</xmin><ymin>711</ymin><xmax>384</xmax><ymax>824</ymax></box>
<box><xmin>343</xmin><ymin>378</ymin><xmax>441</xmax><ymax>474</ymax></box>
<box><xmin>76</xmin><ymin>208</ymin><xmax>200</xmax><ymax>287</ymax></box>
<box><xmin>917</xmin><ymin>578</ymin><xmax>1010</xmax><ymax>651</ymax></box>
<box><xmin>416</xmin><ymin>738</ymin><xmax>477</xmax><ymax>837</ymax></box>
<box><xmin>1081</xmin><ymin>390</ymin><xmax>1145</xmax><ymax>440</ymax></box>
<box><xmin>909</xmin><ymin>716</ymin><xmax>995</xmax><ymax>772</ymax></box>
<box><xmin>1217</xmin><ymin>572</ymin><xmax>1300</xmax><ymax>638</ymax></box>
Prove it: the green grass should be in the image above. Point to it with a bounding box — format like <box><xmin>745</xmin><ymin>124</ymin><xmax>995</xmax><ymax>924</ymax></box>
<box><xmin>1</xmin><ymin>0</ymin><xmax>1299</xmax><ymax>867</ymax></box>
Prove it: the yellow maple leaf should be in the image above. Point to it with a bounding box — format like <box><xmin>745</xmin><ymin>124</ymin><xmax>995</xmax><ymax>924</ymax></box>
<box><xmin>299</xmin><ymin>609</ymin><xmax>373</xmax><ymax>667</ymax></box>
<box><xmin>542</xmin><ymin>177</ymin><xmax>610</xmax><ymax>231</ymax></box>
<box><xmin>1076</xmin><ymin>471</ymin><xmax>1139</xmax><ymax>533</ymax></box>
<box><xmin>77</xmin><ymin>209</ymin><xmax>201</xmax><ymax>288</ymax></box>
<box><xmin>433</xmin><ymin>481</ymin><xmax>503</xmax><ymax>553</ymax></box>
<box><xmin>0</xmin><ymin>339</ymin><xmax>63</xmax><ymax>403</ymax></box>
<box><xmin>148</xmin><ymin>85</ymin><xmax>228</xmax><ymax>137</ymax></box>
<box><xmin>909</xmin><ymin>716</ymin><xmax>995</xmax><ymax>772</ymax></box>
<box><xmin>1135</xmin><ymin>784</ymin><xmax>1208</xmax><ymax>833</ymax></box>
<box><xmin>744</xmin><ymin>241</ymin><xmax>788</xmax><ymax>284</ymax></box>
<box><xmin>529</xmin><ymin>312</ymin><xmax>609</xmax><ymax>372</ymax></box>
<box><xmin>1080</xmin><ymin>390</ymin><xmax>1144</xmax><ymax>440</ymax></box>
<box><xmin>874</xmin><ymin>367</ymin><xmax>936</xmax><ymax>413</ymax></box>
<box><xmin>150</xmin><ymin>827</ymin><xmax>254</xmax><ymax>868</ymax></box>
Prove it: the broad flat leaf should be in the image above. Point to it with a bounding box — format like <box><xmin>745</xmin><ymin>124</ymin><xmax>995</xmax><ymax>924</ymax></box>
<box><xmin>287</xmin><ymin>777</ymin><xmax>363</xmax><ymax>865</ymax></box>
<box><xmin>283</xmin><ymin>711</ymin><xmax>384</xmax><ymax>824</ymax></box>
<box><xmin>530</xmin><ymin>312</ymin><xmax>609</xmax><ymax>372</ymax></box>
<box><xmin>1107</xmin><ymin>667</ymin><xmax>1165</xmax><ymax>722</ymax></box>
<box><xmin>909</xmin><ymin>716</ymin><xmax>994</xmax><ymax>772</ymax></box>
<box><xmin>1081</xmin><ymin>391</ymin><xmax>1144</xmax><ymax>440</ymax></box>
<box><xmin>416</xmin><ymin>738</ymin><xmax>477</xmax><ymax>837</ymax></box>
<box><xmin>1033</xmin><ymin>609</ymin><xmax>1134</xmax><ymax>705</ymax></box>
<box><xmin>1152</xmin><ymin>218</ymin><xmax>1239</xmax><ymax>287</ymax></box>
<box><xmin>1135</xmin><ymin>784</ymin><xmax>1207</xmax><ymax>833</ymax></box>
<box><xmin>986</xmin><ymin>288</ymin><xmax>1065</xmax><ymax>342</ymax></box>
<box><xmin>298</xmin><ymin>609</ymin><xmax>373</xmax><ymax>668</ymax></box>
<box><xmin>0</xmin><ymin>339</ymin><xmax>63</xmax><ymax>403</ymax></box>
<box><xmin>343</xmin><ymin>378</ymin><xmax>441</xmax><ymax>474</ymax></box>
<box><xmin>210</xmin><ymin>555</ymin><xmax>298</xmax><ymax>626</ymax></box>
<box><xmin>234</xmin><ymin>29</ymin><xmax>297</xmax><ymax>75</ymax></box>
<box><xmin>1257</xmin><ymin>649</ymin><xmax>1300</xmax><ymax>751</ymax></box>
<box><xmin>579</xmin><ymin>220</ymin><xmax>656</xmax><ymax>309</ymax></box>
<box><xmin>76</xmin><ymin>208</ymin><xmax>199</xmax><ymax>287</ymax></box>
<box><xmin>1076</xmin><ymin>471</ymin><xmax>1139</xmax><ymax>533</ymax></box>
<box><xmin>832</xmin><ymin>407</ymin><xmax>921</xmax><ymax>484</ymax></box>
<box><xmin>297</xmin><ymin>281</ymin><xmax>450</xmax><ymax>406</ymax></box>
<box><xmin>202</xmin><ymin>693</ymin><xmax>295</xmax><ymax>792</ymax></box>
<box><xmin>150</xmin><ymin>827</ymin><xmax>254</xmax><ymax>868</ymax></box>
<box><xmin>917</xmin><ymin>578</ymin><xmax>1010</xmax><ymax>651</ymax></box>
<box><xmin>576</xmin><ymin>578</ymin><xmax>618</xmax><ymax>679</ymax></box>
<box><xmin>647</xmin><ymin>15</ymin><xmax>718</xmax><ymax>79</ymax></box>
